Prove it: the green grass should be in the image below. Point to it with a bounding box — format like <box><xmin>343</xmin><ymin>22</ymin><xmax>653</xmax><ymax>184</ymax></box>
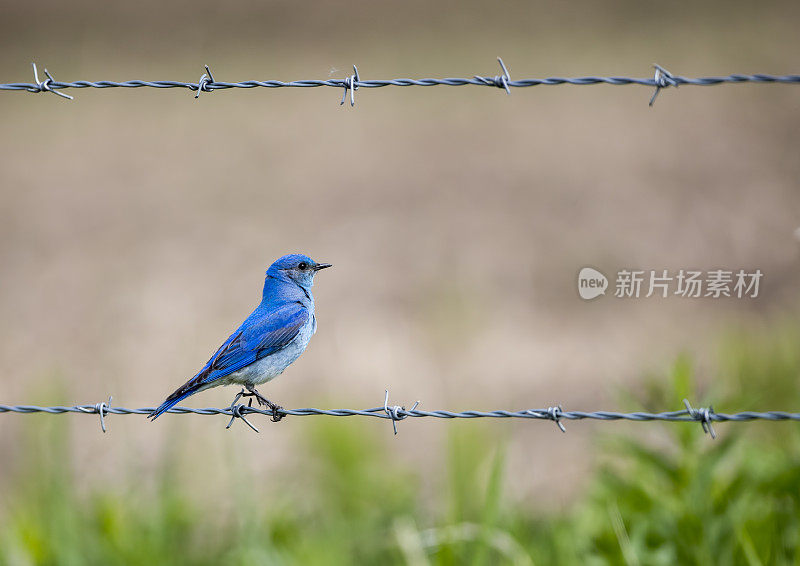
<box><xmin>2</xmin><ymin>322</ymin><xmax>800</xmax><ymax>565</ymax></box>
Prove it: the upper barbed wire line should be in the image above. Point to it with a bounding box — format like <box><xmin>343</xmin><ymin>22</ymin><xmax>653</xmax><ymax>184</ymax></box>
<box><xmin>1</xmin><ymin>60</ymin><xmax>798</xmax><ymax>105</ymax></box>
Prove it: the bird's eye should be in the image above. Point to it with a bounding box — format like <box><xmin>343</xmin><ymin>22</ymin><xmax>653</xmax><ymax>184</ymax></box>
<box><xmin>298</xmin><ymin>262</ymin><xmax>308</xmax><ymax>270</ymax></box>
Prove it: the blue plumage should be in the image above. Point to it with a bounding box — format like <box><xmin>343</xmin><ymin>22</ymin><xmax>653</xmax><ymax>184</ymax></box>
<box><xmin>149</xmin><ymin>254</ymin><xmax>331</xmax><ymax>420</ymax></box>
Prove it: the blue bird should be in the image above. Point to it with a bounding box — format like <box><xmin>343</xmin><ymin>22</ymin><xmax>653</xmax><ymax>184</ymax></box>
<box><xmin>149</xmin><ymin>254</ymin><xmax>331</xmax><ymax>422</ymax></box>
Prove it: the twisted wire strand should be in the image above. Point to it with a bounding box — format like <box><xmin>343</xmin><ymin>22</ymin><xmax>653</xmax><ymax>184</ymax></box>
<box><xmin>5</xmin><ymin>75</ymin><xmax>799</xmax><ymax>91</ymax></box>
<box><xmin>2</xmin><ymin>60</ymin><xmax>798</xmax><ymax>105</ymax></box>
<box><xmin>3</xmin><ymin>402</ymin><xmax>800</xmax><ymax>425</ymax></box>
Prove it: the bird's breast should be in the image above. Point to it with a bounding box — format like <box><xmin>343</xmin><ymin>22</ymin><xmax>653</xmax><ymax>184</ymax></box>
<box><xmin>228</xmin><ymin>312</ymin><xmax>316</xmax><ymax>386</ymax></box>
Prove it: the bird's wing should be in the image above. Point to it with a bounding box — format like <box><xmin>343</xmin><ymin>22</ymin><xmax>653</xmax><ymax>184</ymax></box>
<box><xmin>191</xmin><ymin>301</ymin><xmax>310</xmax><ymax>387</ymax></box>
<box><xmin>148</xmin><ymin>302</ymin><xmax>309</xmax><ymax>420</ymax></box>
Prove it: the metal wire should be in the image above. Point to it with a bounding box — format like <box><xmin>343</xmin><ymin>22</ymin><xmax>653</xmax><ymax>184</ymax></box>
<box><xmin>4</xmin><ymin>60</ymin><xmax>797</xmax><ymax>434</ymax></box>
<box><xmin>2</xmin><ymin>60</ymin><xmax>798</xmax><ymax>106</ymax></box>
<box><xmin>2</xmin><ymin>391</ymin><xmax>799</xmax><ymax>437</ymax></box>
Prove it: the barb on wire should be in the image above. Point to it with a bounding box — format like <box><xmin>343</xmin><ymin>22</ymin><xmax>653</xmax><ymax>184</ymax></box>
<box><xmin>474</xmin><ymin>57</ymin><xmax>511</xmax><ymax>94</ymax></box>
<box><xmin>28</xmin><ymin>63</ymin><xmax>73</xmax><ymax>100</ymax></box>
<box><xmin>3</xmin><ymin>392</ymin><xmax>800</xmax><ymax>439</ymax></box>
<box><xmin>547</xmin><ymin>405</ymin><xmax>566</xmax><ymax>432</ymax></box>
<box><xmin>649</xmin><ymin>64</ymin><xmax>678</xmax><ymax>106</ymax></box>
<box><xmin>683</xmin><ymin>399</ymin><xmax>716</xmax><ymax>439</ymax></box>
<box><xmin>195</xmin><ymin>64</ymin><xmax>215</xmax><ymax>99</ymax></box>
<box><xmin>523</xmin><ymin>405</ymin><xmax>566</xmax><ymax>432</ymax></box>
<box><xmin>340</xmin><ymin>64</ymin><xmax>360</xmax><ymax>106</ymax></box>
<box><xmin>383</xmin><ymin>389</ymin><xmax>420</xmax><ymax>435</ymax></box>
<box><xmin>76</xmin><ymin>396</ymin><xmax>111</xmax><ymax>432</ymax></box>
<box><xmin>2</xmin><ymin>60</ymin><xmax>797</xmax><ymax>106</ymax></box>
<box><xmin>225</xmin><ymin>389</ymin><xmax>260</xmax><ymax>432</ymax></box>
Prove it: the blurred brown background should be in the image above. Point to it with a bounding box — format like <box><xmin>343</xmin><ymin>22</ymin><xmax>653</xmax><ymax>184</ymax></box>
<box><xmin>0</xmin><ymin>0</ymin><xmax>798</xmax><ymax>504</ymax></box>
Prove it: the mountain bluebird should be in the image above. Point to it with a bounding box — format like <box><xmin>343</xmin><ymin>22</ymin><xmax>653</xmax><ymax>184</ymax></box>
<box><xmin>149</xmin><ymin>254</ymin><xmax>331</xmax><ymax>422</ymax></box>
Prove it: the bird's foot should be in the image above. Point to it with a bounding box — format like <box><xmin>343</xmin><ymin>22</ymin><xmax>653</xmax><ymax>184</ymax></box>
<box><xmin>268</xmin><ymin>402</ymin><xmax>284</xmax><ymax>422</ymax></box>
<box><xmin>245</xmin><ymin>387</ymin><xmax>284</xmax><ymax>422</ymax></box>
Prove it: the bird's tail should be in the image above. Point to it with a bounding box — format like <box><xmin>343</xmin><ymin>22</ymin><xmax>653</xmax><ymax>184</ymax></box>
<box><xmin>149</xmin><ymin>381</ymin><xmax>203</xmax><ymax>421</ymax></box>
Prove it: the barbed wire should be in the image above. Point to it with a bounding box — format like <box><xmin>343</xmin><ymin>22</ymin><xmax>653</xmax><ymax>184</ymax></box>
<box><xmin>2</xmin><ymin>390</ymin><xmax>800</xmax><ymax>437</ymax></box>
<box><xmin>2</xmin><ymin>60</ymin><xmax>798</xmax><ymax>107</ymax></box>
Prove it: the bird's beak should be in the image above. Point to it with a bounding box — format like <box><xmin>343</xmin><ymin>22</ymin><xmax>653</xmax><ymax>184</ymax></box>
<box><xmin>314</xmin><ymin>263</ymin><xmax>332</xmax><ymax>271</ymax></box>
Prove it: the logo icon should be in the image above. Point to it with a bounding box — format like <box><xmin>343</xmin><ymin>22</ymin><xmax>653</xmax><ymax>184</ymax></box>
<box><xmin>578</xmin><ymin>267</ymin><xmax>608</xmax><ymax>300</ymax></box>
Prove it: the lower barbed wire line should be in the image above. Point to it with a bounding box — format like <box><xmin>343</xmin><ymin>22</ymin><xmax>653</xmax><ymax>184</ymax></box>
<box><xmin>3</xmin><ymin>404</ymin><xmax>800</xmax><ymax>421</ymax></box>
<box><xmin>3</xmin><ymin>401</ymin><xmax>800</xmax><ymax>438</ymax></box>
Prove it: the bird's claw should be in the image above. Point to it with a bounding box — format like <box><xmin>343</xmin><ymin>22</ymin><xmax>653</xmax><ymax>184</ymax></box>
<box><xmin>242</xmin><ymin>387</ymin><xmax>284</xmax><ymax>422</ymax></box>
<box><xmin>267</xmin><ymin>402</ymin><xmax>284</xmax><ymax>422</ymax></box>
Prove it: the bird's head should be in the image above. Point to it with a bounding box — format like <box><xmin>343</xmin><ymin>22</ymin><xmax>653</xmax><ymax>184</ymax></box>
<box><xmin>266</xmin><ymin>254</ymin><xmax>332</xmax><ymax>290</ymax></box>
